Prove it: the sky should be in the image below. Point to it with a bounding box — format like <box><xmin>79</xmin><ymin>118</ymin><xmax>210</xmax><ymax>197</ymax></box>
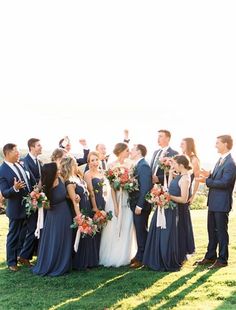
<box><xmin>0</xmin><ymin>1</ymin><xmax>235</xmax><ymax>168</ymax></box>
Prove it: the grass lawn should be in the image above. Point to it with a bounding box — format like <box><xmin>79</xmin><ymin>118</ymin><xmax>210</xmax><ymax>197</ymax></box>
<box><xmin>0</xmin><ymin>209</ymin><xmax>236</xmax><ymax>310</ymax></box>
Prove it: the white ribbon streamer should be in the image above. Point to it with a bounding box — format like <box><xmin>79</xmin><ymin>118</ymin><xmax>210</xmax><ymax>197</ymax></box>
<box><xmin>74</xmin><ymin>229</ymin><xmax>81</xmax><ymax>252</ymax></box>
<box><xmin>156</xmin><ymin>206</ymin><xmax>166</xmax><ymax>229</ymax></box>
<box><xmin>34</xmin><ymin>207</ymin><xmax>44</xmax><ymax>239</ymax></box>
<box><xmin>116</xmin><ymin>188</ymin><xmax>123</xmax><ymax>237</ymax></box>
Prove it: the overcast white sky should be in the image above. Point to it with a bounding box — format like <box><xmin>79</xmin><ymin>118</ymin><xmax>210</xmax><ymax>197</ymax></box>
<box><xmin>0</xmin><ymin>1</ymin><xmax>235</xmax><ymax>167</ymax></box>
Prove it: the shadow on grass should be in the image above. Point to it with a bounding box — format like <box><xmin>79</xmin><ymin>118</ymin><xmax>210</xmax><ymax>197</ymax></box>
<box><xmin>0</xmin><ymin>264</ymin><xmax>167</xmax><ymax>310</ymax></box>
<box><xmin>216</xmin><ymin>289</ymin><xmax>236</xmax><ymax>309</ymax></box>
<box><xmin>48</xmin><ymin>267</ymin><xmax>168</xmax><ymax>309</ymax></box>
<box><xmin>133</xmin><ymin>267</ymin><xmax>219</xmax><ymax>309</ymax></box>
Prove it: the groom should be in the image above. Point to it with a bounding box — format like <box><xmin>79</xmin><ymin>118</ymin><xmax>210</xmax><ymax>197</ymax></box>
<box><xmin>129</xmin><ymin>144</ymin><xmax>152</xmax><ymax>268</ymax></box>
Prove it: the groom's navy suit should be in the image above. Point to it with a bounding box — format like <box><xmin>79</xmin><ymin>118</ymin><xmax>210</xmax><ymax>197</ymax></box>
<box><xmin>129</xmin><ymin>158</ymin><xmax>152</xmax><ymax>262</ymax></box>
<box><xmin>0</xmin><ymin>162</ymin><xmax>32</xmax><ymax>267</ymax></box>
<box><xmin>150</xmin><ymin>147</ymin><xmax>178</xmax><ymax>185</ymax></box>
<box><xmin>205</xmin><ymin>154</ymin><xmax>236</xmax><ymax>264</ymax></box>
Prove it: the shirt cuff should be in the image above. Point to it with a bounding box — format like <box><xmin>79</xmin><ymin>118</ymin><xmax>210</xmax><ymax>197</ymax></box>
<box><xmin>136</xmin><ymin>206</ymin><xmax>142</xmax><ymax>210</ymax></box>
<box><xmin>13</xmin><ymin>186</ymin><xmax>19</xmax><ymax>192</ymax></box>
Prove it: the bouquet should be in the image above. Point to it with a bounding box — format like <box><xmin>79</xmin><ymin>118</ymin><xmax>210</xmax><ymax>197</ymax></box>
<box><xmin>23</xmin><ymin>185</ymin><xmax>49</xmax><ymax>217</ymax></box>
<box><xmin>157</xmin><ymin>157</ymin><xmax>173</xmax><ymax>173</ymax></box>
<box><xmin>145</xmin><ymin>184</ymin><xmax>176</xmax><ymax>209</ymax></box>
<box><xmin>93</xmin><ymin>210</ymin><xmax>113</xmax><ymax>231</ymax></box>
<box><xmin>71</xmin><ymin>213</ymin><xmax>97</xmax><ymax>237</ymax></box>
<box><xmin>105</xmin><ymin>166</ymin><xmax>138</xmax><ymax>192</ymax></box>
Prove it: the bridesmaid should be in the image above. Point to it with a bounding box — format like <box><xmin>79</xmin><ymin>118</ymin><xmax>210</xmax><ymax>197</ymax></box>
<box><xmin>32</xmin><ymin>163</ymin><xmax>72</xmax><ymax>276</ymax></box>
<box><xmin>60</xmin><ymin>157</ymin><xmax>99</xmax><ymax>271</ymax></box>
<box><xmin>180</xmin><ymin>137</ymin><xmax>200</xmax><ymax>203</ymax></box>
<box><xmin>143</xmin><ymin>155</ymin><xmax>191</xmax><ymax>271</ymax></box>
<box><xmin>179</xmin><ymin>138</ymin><xmax>199</xmax><ymax>262</ymax></box>
<box><xmin>84</xmin><ymin>151</ymin><xmax>106</xmax><ymax>255</ymax></box>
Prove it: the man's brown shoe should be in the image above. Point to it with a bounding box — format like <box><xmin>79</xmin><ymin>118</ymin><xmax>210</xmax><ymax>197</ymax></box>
<box><xmin>18</xmin><ymin>257</ymin><xmax>33</xmax><ymax>267</ymax></box>
<box><xmin>193</xmin><ymin>258</ymin><xmax>216</xmax><ymax>266</ymax></box>
<box><xmin>208</xmin><ymin>261</ymin><xmax>227</xmax><ymax>270</ymax></box>
<box><xmin>8</xmin><ymin>265</ymin><xmax>19</xmax><ymax>272</ymax></box>
<box><xmin>130</xmin><ymin>260</ymin><xmax>144</xmax><ymax>268</ymax></box>
<box><xmin>130</xmin><ymin>257</ymin><xmax>137</xmax><ymax>264</ymax></box>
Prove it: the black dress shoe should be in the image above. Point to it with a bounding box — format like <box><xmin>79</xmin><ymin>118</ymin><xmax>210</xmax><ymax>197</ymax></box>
<box><xmin>208</xmin><ymin>261</ymin><xmax>227</xmax><ymax>270</ymax></box>
<box><xmin>193</xmin><ymin>258</ymin><xmax>216</xmax><ymax>266</ymax></box>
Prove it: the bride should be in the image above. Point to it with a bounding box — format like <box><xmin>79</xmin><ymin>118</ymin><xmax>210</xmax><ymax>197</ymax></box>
<box><xmin>99</xmin><ymin>142</ymin><xmax>137</xmax><ymax>267</ymax></box>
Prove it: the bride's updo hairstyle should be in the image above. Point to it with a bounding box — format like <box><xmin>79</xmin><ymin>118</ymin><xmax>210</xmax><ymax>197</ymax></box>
<box><xmin>173</xmin><ymin>155</ymin><xmax>192</xmax><ymax>170</ymax></box>
<box><xmin>113</xmin><ymin>142</ymin><xmax>128</xmax><ymax>156</ymax></box>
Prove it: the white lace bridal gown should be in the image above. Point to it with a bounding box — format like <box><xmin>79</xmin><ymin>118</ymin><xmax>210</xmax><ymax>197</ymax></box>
<box><xmin>99</xmin><ymin>185</ymin><xmax>137</xmax><ymax>267</ymax></box>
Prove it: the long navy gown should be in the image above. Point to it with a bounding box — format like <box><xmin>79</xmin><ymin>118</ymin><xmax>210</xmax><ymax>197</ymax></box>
<box><xmin>32</xmin><ymin>178</ymin><xmax>72</xmax><ymax>276</ymax></box>
<box><xmin>178</xmin><ymin>174</ymin><xmax>195</xmax><ymax>263</ymax></box>
<box><xmin>66</xmin><ymin>180</ymin><xmax>99</xmax><ymax>270</ymax></box>
<box><xmin>92</xmin><ymin>177</ymin><xmax>106</xmax><ymax>256</ymax></box>
<box><xmin>143</xmin><ymin>175</ymin><xmax>182</xmax><ymax>271</ymax></box>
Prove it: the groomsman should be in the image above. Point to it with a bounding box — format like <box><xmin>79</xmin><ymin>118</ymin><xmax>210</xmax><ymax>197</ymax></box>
<box><xmin>150</xmin><ymin>129</ymin><xmax>178</xmax><ymax>185</ymax></box>
<box><xmin>196</xmin><ymin>135</ymin><xmax>236</xmax><ymax>269</ymax></box>
<box><xmin>0</xmin><ymin>144</ymin><xmax>32</xmax><ymax>271</ymax></box>
<box><xmin>129</xmin><ymin>144</ymin><xmax>152</xmax><ymax>268</ymax></box>
<box><xmin>18</xmin><ymin>138</ymin><xmax>43</xmax><ymax>265</ymax></box>
<box><xmin>23</xmin><ymin>138</ymin><xmax>42</xmax><ymax>186</ymax></box>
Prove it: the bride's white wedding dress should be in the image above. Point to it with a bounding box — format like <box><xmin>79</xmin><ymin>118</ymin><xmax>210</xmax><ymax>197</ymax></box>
<box><xmin>99</xmin><ymin>164</ymin><xmax>137</xmax><ymax>267</ymax></box>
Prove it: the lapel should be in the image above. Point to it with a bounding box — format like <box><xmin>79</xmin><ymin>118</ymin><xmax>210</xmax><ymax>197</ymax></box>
<box><xmin>3</xmin><ymin>162</ymin><xmax>19</xmax><ymax>180</ymax></box>
<box><xmin>212</xmin><ymin>154</ymin><xmax>230</xmax><ymax>178</ymax></box>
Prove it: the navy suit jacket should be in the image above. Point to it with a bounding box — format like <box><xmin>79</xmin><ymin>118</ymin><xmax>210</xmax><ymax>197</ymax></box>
<box><xmin>129</xmin><ymin>158</ymin><xmax>152</xmax><ymax>212</ymax></box>
<box><xmin>76</xmin><ymin>149</ymin><xmax>90</xmax><ymax>166</ymax></box>
<box><xmin>150</xmin><ymin>147</ymin><xmax>178</xmax><ymax>185</ymax></box>
<box><xmin>206</xmin><ymin>154</ymin><xmax>236</xmax><ymax>212</ymax></box>
<box><xmin>0</xmin><ymin>162</ymin><xmax>30</xmax><ymax>219</ymax></box>
<box><xmin>23</xmin><ymin>154</ymin><xmax>42</xmax><ymax>187</ymax></box>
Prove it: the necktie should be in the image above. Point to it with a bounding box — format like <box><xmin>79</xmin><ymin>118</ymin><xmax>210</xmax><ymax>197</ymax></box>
<box><xmin>101</xmin><ymin>160</ymin><xmax>106</xmax><ymax>170</ymax></box>
<box><xmin>14</xmin><ymin>164</ymin><xmax>30</xmax><ymax>191</ymax></box>
<box><xmin>212</xmin><ymin>157</ymin><xmax>222</xmax><ymax>177</ymax></box>
<box><xmin>35</xmin><ymin>158</ymin><xmax>41</xmax><ymax>176</ymax></box>
<box><xmin>152</xmin><ymin>150</ymin><xmax>163</xmax><ymax>174</ymax></box>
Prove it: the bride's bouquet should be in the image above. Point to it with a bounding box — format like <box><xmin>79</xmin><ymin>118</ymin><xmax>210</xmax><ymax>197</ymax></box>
<box><xmin>71</xmin><ymin>213</ymin><xmax>97</xmax><ymax>237</ymax></box>
<box><xmin>105</xmin><ymin>166</ymin><xmax>139</xmax><ymax>192</ymax></box>
<box><xmin>145</xmin><ymin>184</ymin><xmax>176</xmax><ymax>209</ymax></box>
<box><xmin>23</xmin><ymin>185</ymin><xmax>50</xmax><ymax>217</ymax></box>
<box><xmin>93</xmin><ymin>210</ymin><xmax>113</xmax><ymax>231</ymax></box>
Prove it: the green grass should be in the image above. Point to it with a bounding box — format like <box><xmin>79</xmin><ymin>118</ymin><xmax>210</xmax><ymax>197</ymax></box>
<box><xmin>0</xmin><ymin>209</ymin><xmax>236</xmax><ymax>310</ymax></box>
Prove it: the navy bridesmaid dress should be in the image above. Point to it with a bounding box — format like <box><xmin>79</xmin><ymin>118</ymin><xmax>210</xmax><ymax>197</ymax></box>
<box><xmin>178</xmin><ymin>174</ymin><xmax>195</xmax><ymax>263</ymax></box>
<box><xmin>92</xmin><ymin>177</ymin><xmax>106</xmax><ymax>255</ymax></box>
<box><xmin>67</xmin><ymin>180</ymin><xmax>99</xmax><ymax>270</ymax></box>
<box><xmin>32</xmin><ymin>178</ymin><xmax>73</xmax><ymax>276</ymax></box>
<box><xmin>143</xmin><ymin>175</ymin><xmax>182</xmax><ymax>271</ymax></box>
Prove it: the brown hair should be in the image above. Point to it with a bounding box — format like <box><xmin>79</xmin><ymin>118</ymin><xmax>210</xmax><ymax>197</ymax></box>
<box><xmin>3</xmin><ymin>143</ymin><xmax>17</xmax><ymax>156</ymax></box>
<box><xmin>51</xmin><ymin>148</ymin><xmax>66</xmax><ymax>162</ymax></box>
<box><xmin>182</xmin><ymin>137</ymin><xmax>198</xmax><ymax>159</ymax></box>
<box><xmin>113</xmin><ymin>143</ymin><xmax>128</xmax><ymax>156</ymax></box>
<box><xmin>27</xmin><ymin>138</ymin><xmax>40</xmax><ymax>151</ymax></box>
<box><xmin>174</xmin><ymin>155</ymin><xmax>192</xmax><ymax>170</ymax></box>
<box><xmin>217</xmin><ymin>135</ymin><xmax>233</xmax><ymax>150</ymax></box>
<box><xmin>136</xmin><ymin>144</ymin><xmax>147</xmax><ymax>157</ymax></box>
<box><xmin>158</xmin><ymin>129</ymin><xmax>171</xmax><ymax>139</ymax></box>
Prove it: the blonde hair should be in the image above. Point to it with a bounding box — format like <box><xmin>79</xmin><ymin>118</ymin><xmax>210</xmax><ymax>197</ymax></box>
<box><xmin>60</xmin><ymin>156</ymin><xmax>83</xmax><ymax>180</ymax></box>
<box><xmin>87</xmin><ymin>151</ymin><xmax>100</xmax><ymax>163</ymax></box>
